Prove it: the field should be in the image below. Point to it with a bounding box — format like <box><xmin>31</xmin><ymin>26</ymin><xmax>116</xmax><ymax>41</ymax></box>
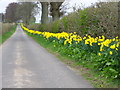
<box><xmin>0</xmin><ymin>22</ymin><xmax>16</xmax><ymax>44</ymax></box>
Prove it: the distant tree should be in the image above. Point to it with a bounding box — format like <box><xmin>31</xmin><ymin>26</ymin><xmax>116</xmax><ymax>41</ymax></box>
<box><xmin>2</xmin><ymin>14</ymin><xmax>5</xmax><ymax>22</ymax></box>
<box><xmin>0</xmin><ymin>13</ymin><xmax>4</xmax><ymax>22</ymax></box>
<box><xmin>5</xmin><ymin>3</ymin><xmax>19</xmax><ymax>23</ymax></box>
<box><xmin>16</xmin><ymin>2</ymin><xmax>38</xmax><ymax>24</ymax></box>
<box><xmin>29</xmin><ymin>16</ymin><xmax>36</xmax><ymax>24</ymax></box>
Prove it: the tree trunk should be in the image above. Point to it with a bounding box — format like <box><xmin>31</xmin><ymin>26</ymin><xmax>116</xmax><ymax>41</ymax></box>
<box><xmin>52</xmin><ymin>10</ymin><xmax>59</xmax><ymax>21</ymax></box>
<box><xmin>118</xmin><ymin>2</ymin><xmax>120</xmax><ymax>29</ymax></box>
<box><xmin>118</xmin><ymin>1</ymin><xmax>120</xmax><ymax>38</ymax></box>
<box><xmin>41</xmin><ymin>2</ymin><xmax>48</xmax><ymax>24</ymax></box>
<box><xmin>50</xmin><ymin>2</ymin><xmax>63</xmax><ymax>21</ymax></box>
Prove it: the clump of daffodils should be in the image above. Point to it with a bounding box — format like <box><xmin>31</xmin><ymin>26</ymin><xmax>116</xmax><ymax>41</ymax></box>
<box><xmin>21</xmin><ymin>24</ymin><xmax>120</xmax><ymax>56</ymax></box>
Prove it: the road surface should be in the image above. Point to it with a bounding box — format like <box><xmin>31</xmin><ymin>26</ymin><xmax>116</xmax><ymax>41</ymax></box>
<box><xmin>1</xmin><ymin>25</ymin><xmax>92</xmax><ymax>88</ymax></box>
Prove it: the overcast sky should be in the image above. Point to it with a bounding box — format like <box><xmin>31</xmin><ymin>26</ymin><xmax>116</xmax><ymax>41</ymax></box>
<box><xmin>0</xmin><ymin>0</ymin><xmax>100</xmax><ymax>22</ymax></box>
<box><xmin>0</xmin><ymin>0</ymin><xmax>16</xmax><ymax>13</ymax></box>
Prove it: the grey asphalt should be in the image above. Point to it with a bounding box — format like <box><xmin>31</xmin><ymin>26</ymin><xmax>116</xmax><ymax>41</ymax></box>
<box><xmin>1</xmin><ymin>25</ymin><xmax>92</xmax><ymax>88</ymax></box>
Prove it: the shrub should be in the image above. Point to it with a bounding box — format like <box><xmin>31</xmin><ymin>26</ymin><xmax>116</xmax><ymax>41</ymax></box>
<box><xmin>26</xmin><ymin>2</ymin><xmax>119</xmax><ymax>38</ymax></box>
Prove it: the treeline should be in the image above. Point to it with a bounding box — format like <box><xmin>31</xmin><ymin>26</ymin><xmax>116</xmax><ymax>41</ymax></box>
<box><xmin>27</xmin><ymin>2</ymin><xmax>120</xmax><ymax>38</ymax></box>
<box><xmin>2</xmin><ymin>1</ymin><xmax>65</xmax><ymax>24</ymax></box>
<box><xmin>3</xmin><ymin>2</ymin><xmax>37</xmax><ymax>24</ymax></box>
<box><xmin>3</xmin><ymin>1</ymin><xmax>120</xmax><ymax>38</ymax></box>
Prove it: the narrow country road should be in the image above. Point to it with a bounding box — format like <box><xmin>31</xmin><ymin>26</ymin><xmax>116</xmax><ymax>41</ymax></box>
<box><xmin>1</xmin><ymin>25</ymin><xmax>92</xmax><ymax>88</ymax></box>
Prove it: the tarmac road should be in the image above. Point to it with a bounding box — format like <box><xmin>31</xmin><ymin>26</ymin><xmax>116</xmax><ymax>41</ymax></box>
<box><xmin>1</xmin><ymin>25</ymin><xmax>92</xmax><ymax>88</ymax></box>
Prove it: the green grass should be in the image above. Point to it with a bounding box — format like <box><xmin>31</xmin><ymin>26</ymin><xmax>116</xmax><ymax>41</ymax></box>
<box><xmin>25</xmin><ymin>32</ymin><xmax>119</xmax><ymax>88</ymax></box>
<box><xmin>0</xmin><ymin>25</ymin><xmax>16</xmax><ymax>44</ymax></box>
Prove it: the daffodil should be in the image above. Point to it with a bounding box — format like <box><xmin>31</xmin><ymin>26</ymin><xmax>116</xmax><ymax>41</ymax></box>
<box><xmin>110</xmin><ymin>44</ymin><xmax>116</xmax><ymax>49</ymax></box>
<box><xmin>98</xmin><ymin>53</ymin><xmax>101</xmax><ymax>56</ymax></box>
<box><xmin>109</xmin><ymin>51</ymin><xmax>113</xmax><ymax>55</ymax></box>
<box><xmin>21</xmin><ymin>24</ymin><xmax>120</xmax><ymax>57</ymax></box>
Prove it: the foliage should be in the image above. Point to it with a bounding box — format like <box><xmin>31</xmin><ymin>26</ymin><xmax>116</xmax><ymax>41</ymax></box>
<box><xmin>61</xmin><ymin>16</ymin><xmax>68</xmax><ymax>30</ymax></box>
<box><xmin>15</xmin><ymin>2</ymin><xmax>38</xmax><ymax>24</ymax></box>
<box><xmin>21</xmin><ymin>24</ymin><xmax>120</xmax><ymax>82</ymax></box>
<box><xmin>5</xmin><ymin>3</ymin><xmax>19</xmax><ymax>23</ymax></box>
<box><xmin>26</xmin><ymin>2</ymin><xmax>119</xmax><ymax>38</ymax></box>
<box><xmin>51</xmin><ymin>20</ymin><xmax>60</xmax><ymax>33</ymax></box>
<box><xmin>26</xmin><ymin>23</ymin><xmax>40</xmax><ymax>31</ymax></box>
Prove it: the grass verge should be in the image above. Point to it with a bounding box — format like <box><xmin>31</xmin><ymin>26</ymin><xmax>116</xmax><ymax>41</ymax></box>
<box><xmin>26</xmin><ymin>32</ymin><xmax>119</xmax><ymax>88</ymax></box>
<box><xmin>0</xmin><ymin>25</ymin><xmax>16</xmax><ymax>45</ymax></box>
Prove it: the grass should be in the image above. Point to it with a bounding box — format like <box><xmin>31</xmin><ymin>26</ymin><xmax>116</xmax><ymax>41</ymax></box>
<box><xmin>26</xmin><ymin>32</ymin><xmax>119</xmax><ymax>88</ymax></box>
<box><xmin>0</xmin><ymin>25</ymin><xmax>16</xmax><ymax>44</ymax></box>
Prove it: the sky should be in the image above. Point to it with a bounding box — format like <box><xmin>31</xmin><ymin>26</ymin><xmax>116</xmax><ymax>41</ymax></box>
<box><xmin>0</xmin><ymin>0</ymin><xmax>100</xmax><ymax>22</ymax></box>
<box><xmin>0</xmin><ymin>0</ymin><xmax>100</xmax><ymax>13</ymax></box>
<box><xmin>0</xmin><ymin>0</ymin><xmax>17</xmax><ymax>13</ymax></box>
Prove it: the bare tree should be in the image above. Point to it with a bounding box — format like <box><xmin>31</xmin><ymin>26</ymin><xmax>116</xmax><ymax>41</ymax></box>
<box><xmin>5</xmin><ymin>3</ymin><xmax>19</xmax><ymax>23</ymax></box>
<box><xmin>16</xmin><ymin>2</ymin><xmax>38</xmax><ymax>24</ymax></box>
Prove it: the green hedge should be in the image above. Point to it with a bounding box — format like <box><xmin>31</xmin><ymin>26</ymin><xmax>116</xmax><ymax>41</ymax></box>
<box><xmin>26</xmin><ymin>2</ymin><xmax>119</xmax><ymax>38</ymax></box>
